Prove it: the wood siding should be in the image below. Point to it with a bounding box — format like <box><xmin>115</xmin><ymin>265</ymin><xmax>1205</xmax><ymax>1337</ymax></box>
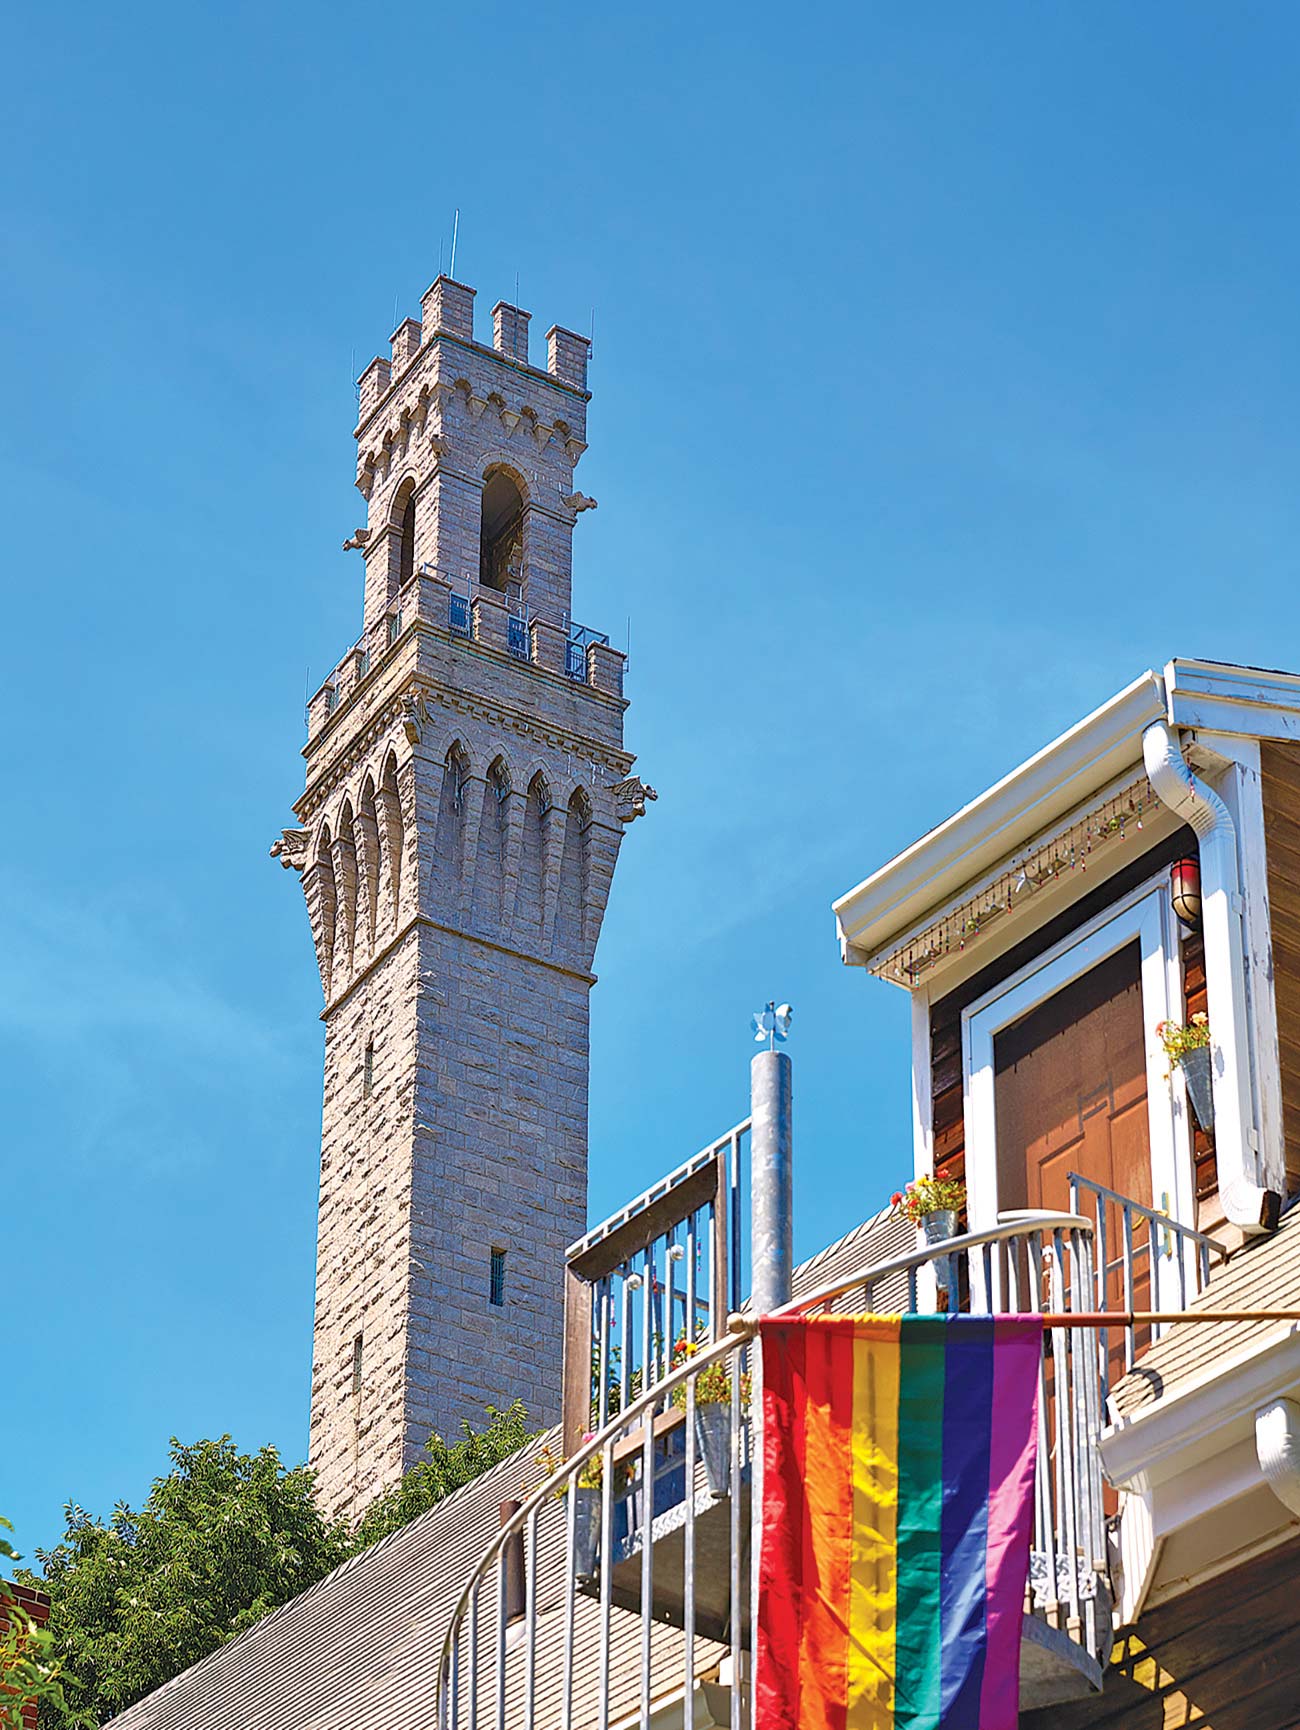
<box><xmin>1260</xmin><ymin>740</ymin><xmax>1300</xmax><ymax>1195</ymax></box>
<box><xmin>930</xmin><ymin>830</ymin><xmax>1197</xmax><ymax>1198</ymax></box>
<box><xmin>1023</xmin><ymin>1534</ymin><xmax>1300</xmax><ymax>1730</ymax></box>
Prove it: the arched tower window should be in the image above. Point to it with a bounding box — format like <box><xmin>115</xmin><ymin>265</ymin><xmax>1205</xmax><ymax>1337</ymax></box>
<box><xmin>519</xmin><ymin>772</ymin><xmax>550</xmax><ymax>935</ymax></box>
<box><xmin>553</xmin><ymin>787</ymin><xmax>590</xmax><ymax>960</ymax></box>
<box><xmin>399</xmin><ymin>488</ymin><xmax>416</xmax><ymax>586</ymax></box>
<box><xmin>472</xmin><ymin>757</ymin><xmax>511</xmax><ymax>933</ymax></box>
<box><xmin>435</xmin><ymin>741</ymin><xmax>471</xmax><ymax>908</ymax></box>
<box><xmin>480</xmin><ymin>469</ymin><xmax>524</xmax><ymax>593</ymax></box>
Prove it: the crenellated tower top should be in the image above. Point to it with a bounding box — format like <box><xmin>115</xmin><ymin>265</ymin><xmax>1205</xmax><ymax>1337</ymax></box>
<box><xmin>351</xmin><ymin>274</ymin><xmax>594</xmax><ymax>643</ymax></box>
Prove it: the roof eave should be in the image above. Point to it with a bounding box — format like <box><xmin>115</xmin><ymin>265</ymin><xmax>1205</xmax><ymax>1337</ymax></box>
<box><xmin>834</xmin><ymin>669</ymin><xmax>1169</xmax><ymax>970</ymax></box>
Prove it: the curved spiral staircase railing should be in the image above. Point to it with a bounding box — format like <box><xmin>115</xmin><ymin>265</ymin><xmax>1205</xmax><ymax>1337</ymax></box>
<box><xmin>435</xmin><ymin>1213</ymin><xmax>1114</xmax><ymax>1730</ymax></box>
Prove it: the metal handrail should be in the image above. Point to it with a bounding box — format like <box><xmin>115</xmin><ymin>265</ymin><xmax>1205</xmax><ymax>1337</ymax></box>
<box><xmin>771</xmin><ymin>1211</ymin><xmax>1093</xmax><ymax>1318</ymax></box>
<box><xmin>1068</xmin><ymin>1173</ymin><xmax>1227</xmax><ymax>1397</ymax></box>
<box><xmin>567</xmin><ymin>1119</ymin><xmax>751</xmax><ymax>1261</ymax></box>
<box><xmin>1068</xmin><ymin>1174</ymin><xmax>1225</xmax><ymax>1258</ymax></box>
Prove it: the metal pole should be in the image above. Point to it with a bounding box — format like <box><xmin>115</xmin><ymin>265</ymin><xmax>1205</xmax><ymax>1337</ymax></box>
<box><xmin>1031</xmin><ymin>1309</ymin><xmax>1300</xmax><ymax>1328</ymax></box>
<box><xmin>751</xmin><ymin>1049</ymin><xmax>793</xmax><ymax>1315</ymax></box>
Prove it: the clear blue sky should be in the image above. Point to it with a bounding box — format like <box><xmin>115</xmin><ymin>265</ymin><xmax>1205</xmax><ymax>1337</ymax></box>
<box><xmin>6</xmin><ymin>1</ymin><xmax>1300</xmax><ymax>1555</ymax></box>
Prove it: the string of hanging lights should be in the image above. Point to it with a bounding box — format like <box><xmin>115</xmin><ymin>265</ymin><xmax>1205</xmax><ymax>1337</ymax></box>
<box><xmin>879</xmin><ymin>780</ymin><xmax>1157</xmax><ymax>986</ymax></box>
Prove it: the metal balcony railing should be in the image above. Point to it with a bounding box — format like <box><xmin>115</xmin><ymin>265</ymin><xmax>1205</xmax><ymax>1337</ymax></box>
<box><xmin>563</xmin><ymin>1121</ymin><xmax>749</xmax><ymax>1452</ymax></box>
<box><xmin>435</xmin><ymin>1212</ymin><xmax>1112</xmax><ymax>1730</ymax></box>
<box><xmin>564</xmin><ymin>617</ymin><xmax>610</xmax><ymax>682</ymax></box>
<box><xmin>1067</xmin><ymin>1172</ymin><xmax>1228</xmax><ymax>1402</ymax></box>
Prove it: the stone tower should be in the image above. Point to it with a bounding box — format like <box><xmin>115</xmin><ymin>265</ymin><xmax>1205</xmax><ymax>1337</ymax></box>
<box><xmin>272</xmin><ymin>275</ymin><xmax>653</xmax><ymax>1526</ymax></box>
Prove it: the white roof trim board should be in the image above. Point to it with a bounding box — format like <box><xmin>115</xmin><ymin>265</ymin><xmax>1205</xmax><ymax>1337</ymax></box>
<box><xmin>834</xmin><ymin>659</ymin><xmax>1300</xmax><ymax>977</ymax></box>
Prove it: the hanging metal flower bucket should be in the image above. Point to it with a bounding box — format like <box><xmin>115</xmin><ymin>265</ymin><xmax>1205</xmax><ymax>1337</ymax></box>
<box><xmin>694</xmin><ymin>1401</ymin><xmax>732</xmax><ymax>1500</ymax></box>
<box><xmin>922</xmin><ymin>1208</ymin><xmax>959</xmax><ymax>1292</ymax></box>
<box><xmin>1181</xmin><ymin>1045</ymin><xmax>1215</xmax><ymax>1132</ymax></box>
<box><xmin>571</xmin><ymin>1485</ymin><xmax>602</xmax><ymax>1580</ymax></box>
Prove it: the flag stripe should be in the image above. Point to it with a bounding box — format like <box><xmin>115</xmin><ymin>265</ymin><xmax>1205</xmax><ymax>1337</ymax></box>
<box><xmin>847</xmin><ymin>1320</ymin><xmax>899</xmax><ymax>1729</ymax></box>
<box><xmin>938</xmin><ymin>1317</ymin><xmax>992</xmax><ymax>1728</ymax></box>
<box><xmin>800</xmin><ymin>1319</ymin><xmax>855</xmax><ymax>1730</ymax></box>
<box><xmin>978</xmin><ymin>1320</ymin><xmax>1043</xmax><ymax>1730</ymax></box>
<box><xmin>894</xmin><ymin>1319</ymin><xmax>946</xmax><ymax>1729</ymax></box>
<box><xmin>757</xmin><ymin>1312</ymin><xmax>803</xmax><ymax>1730</ymax></box>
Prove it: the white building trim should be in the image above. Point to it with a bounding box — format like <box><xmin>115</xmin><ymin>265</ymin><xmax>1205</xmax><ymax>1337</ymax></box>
<box><xmin>1166</xmin><ymin>657</ymin><xmax>1300</xmax><ymax>743</ymax></box>
<box><xmin>957</xmin><ymin>881</ymin><xmax>1195</xmax><ymax>1261</ymax></box>
<box><xmin>834</xmin><ymin>671</ymin><xmax>1168</xmax><ymax>967</ymax></box>
<box><xmin>1101</xmin><ymin>1325</ymin><xmax>1300</xmax><ymax>1620</ymax></box>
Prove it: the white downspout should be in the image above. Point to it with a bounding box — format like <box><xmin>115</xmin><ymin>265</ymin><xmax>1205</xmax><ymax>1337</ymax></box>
<box><xmin>1142</xmin><ymin>721</ymin><xmax>1279</xmax><ymax>1234</ymax></box>
<box><xmin>1256</xmin><ymin>1398</ymin><xmax>1300</xmax><ymax>1519</ymax></box>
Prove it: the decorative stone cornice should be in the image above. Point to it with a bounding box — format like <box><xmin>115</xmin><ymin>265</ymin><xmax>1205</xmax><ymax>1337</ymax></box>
<box><xmin>297</xmin><ymin>672</ymin><xmax>635</xmax><ymax>824</ymax></box>
<box><xmin>356</xmin><ymin>368</ymin><xmax>583</xmax><ymax>485</ymax></box>
<box><xmin>298</xmin><ymin>693</ymin><xmax>413</xmax><ymax>820</ymax></box>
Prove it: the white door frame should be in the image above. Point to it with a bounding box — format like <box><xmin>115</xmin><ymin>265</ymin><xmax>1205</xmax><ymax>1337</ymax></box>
<box><xmin>960</xmin><ymin>878</ymin><xmax>1195</xmax><ymax>1268</ymax></box>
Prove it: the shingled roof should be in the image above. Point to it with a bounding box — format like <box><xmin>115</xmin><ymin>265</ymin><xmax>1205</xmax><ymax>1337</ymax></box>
<box><xmin>104</xmin><ymin>1203</ymin><xmax>911</xmax><ymax>1730</ymax></box>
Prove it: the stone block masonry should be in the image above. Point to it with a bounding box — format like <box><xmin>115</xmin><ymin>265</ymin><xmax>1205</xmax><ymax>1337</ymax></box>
<box><xmin>277</xmin><ymin>269</ymin><xmax>652</xmax><ymax>1528</ymax></box>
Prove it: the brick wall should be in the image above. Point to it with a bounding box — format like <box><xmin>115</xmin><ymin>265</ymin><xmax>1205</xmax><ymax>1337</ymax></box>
<box><xmin>1</xmin><ymin>1579</ymin><xmax>52</xmax><ymax>1730</ymax></box>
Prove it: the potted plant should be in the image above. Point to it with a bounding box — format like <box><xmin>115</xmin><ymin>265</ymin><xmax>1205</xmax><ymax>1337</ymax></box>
<box><xmin>1157</xmin><ymin>1013</ymin><xmax>1213</xmax><ymax>1131</ymax></box>
<box><xmin>891</xmin><ymin>1169</ymin><xmax>966</xmax><ymax>1244</ymax></box>
<box><xmin>537</xmin><ymin>1438</ymin><xmax>628</xmax><ymax>1580</ymax></box>
<box><xmin>892</xmin><ymin>1169</ymin><xmax>966</xmax><ymax>1293</ymax></box>
<box><xmin>670</xmin><ymin>1337</ymin><xmax>751</xmax><ymax>1499</ymax></box>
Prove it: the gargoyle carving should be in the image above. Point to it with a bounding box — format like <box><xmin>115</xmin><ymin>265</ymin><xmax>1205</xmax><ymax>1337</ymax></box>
<box><xmin>610</xmin><ymin>775</ymin><xmax>658</xmax><ymax>822</ymax></box>
<box><xmin>562</xmin><ymin>492</ymin><xmax>598</xmax><ymax>513</ymax></box>
<box><xmin>342</xmin><ymin>528</ymin><xmax>371</xmax><ymax>552</ymax></box>
<box><xmin>401</xmin><ymin>692</ymin><xmax>424</xmax><ymax>745</ymax></box>
<box><xmin>428</xmin><ymin>433</ymin><xmax>450</xmax><ymax>457</ymax></box>
<box><xmin>270</xmin><ymin>828</ymin><xmax>310</xmax><ymax>871</ymax></box>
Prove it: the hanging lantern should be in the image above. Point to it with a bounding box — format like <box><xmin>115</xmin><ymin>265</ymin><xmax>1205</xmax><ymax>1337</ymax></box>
<box><xmin>1171</xmin><ymin>856</ymin><xmax>1202</xmax><ymax>929</ymax></box>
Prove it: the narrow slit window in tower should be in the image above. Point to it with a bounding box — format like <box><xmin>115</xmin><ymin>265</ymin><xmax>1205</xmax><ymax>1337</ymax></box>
<box><xmin>351</xmin><ymin>1333</ymin><xmax>363</xmax><ymax>1398</ymax></box>
<box><xmin>489</xmin><ymin>1247</ymin><xmax>507</xmax><ymax>1307</ymax></box>
<box><xmin>363</xmin><ymin>1038</ymin><xmax>374</xmax><ymax>1098</ymax></box>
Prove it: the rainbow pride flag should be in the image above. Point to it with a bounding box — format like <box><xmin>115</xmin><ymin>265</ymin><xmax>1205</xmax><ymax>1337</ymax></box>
<box><xmin>756</xmin><ymin>1314</ymin><xmax>1042</xmax><ymax>1730</ymax></box>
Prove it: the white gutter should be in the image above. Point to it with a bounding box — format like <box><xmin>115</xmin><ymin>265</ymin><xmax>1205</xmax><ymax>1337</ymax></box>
<box><xmin>834</xmin><ymin>671</ymin><xmax>1168</xmax><ymax>967</ymax></box>
<box><xmin>1142</xmin><ymin>721</ymin><xmax>1279</xmax><ymax>1233</ymax></box>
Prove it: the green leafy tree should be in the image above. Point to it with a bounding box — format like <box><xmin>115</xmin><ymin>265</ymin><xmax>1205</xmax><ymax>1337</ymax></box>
<box><xmin>1</xmin><ymin>1519</ymin><xmax>89</xmax><ymax>1730</ymax></box>
<box><xmin>22</xmin><ymin>1440</ymin><xmax>349</xmax><ymax>1728</ymax></box>
<box><xmin>22</xmin><ymin>1407</ymin><xmax>537</xmax><ymax>1727</ymax></box>
<box><xmin>349</xmin><ymin>1402</ymin><xmax>536</xmax><ymax>1551</ymax></box>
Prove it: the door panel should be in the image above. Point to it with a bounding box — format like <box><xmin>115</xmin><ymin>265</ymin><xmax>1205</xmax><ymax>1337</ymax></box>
<box><xmin>994</xmin><ymin>941</ymin><xmax>1152</xmax><ymax>1415</ymax></box>
<box><xmin>994</xmin><ymin>940</ymin><xmax>1151</xmax><ymax>1218</ymax></box>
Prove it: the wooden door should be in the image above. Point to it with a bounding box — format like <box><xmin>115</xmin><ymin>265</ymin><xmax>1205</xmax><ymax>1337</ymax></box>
<box><xmin>994</xmin><ymin>940</ymin><xmax>1152</xmax><ymax>1379</ymax></box>
<box><xmin>994</xmin><ymin>941</ymin><xmax>1151</xmax><ymax>1220</ymax></box>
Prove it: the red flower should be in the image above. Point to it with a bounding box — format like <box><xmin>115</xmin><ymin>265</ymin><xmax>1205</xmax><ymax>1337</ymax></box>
<box><xmin>937</xmin><ymin>1166</ymin><xmax>951</xmax><ymax>1180</ymax></box>
<box><xmin>890</xmin><ymin>1192</ymin><xmax>903</xmax><ymax>1206</ymax></box>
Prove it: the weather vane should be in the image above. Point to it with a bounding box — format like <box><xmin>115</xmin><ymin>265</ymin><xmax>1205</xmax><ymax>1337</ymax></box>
<box><xmin>751</xmin><ymin>1001</ymin><xmax>793</xmax><ymax>1050</ymax></box>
